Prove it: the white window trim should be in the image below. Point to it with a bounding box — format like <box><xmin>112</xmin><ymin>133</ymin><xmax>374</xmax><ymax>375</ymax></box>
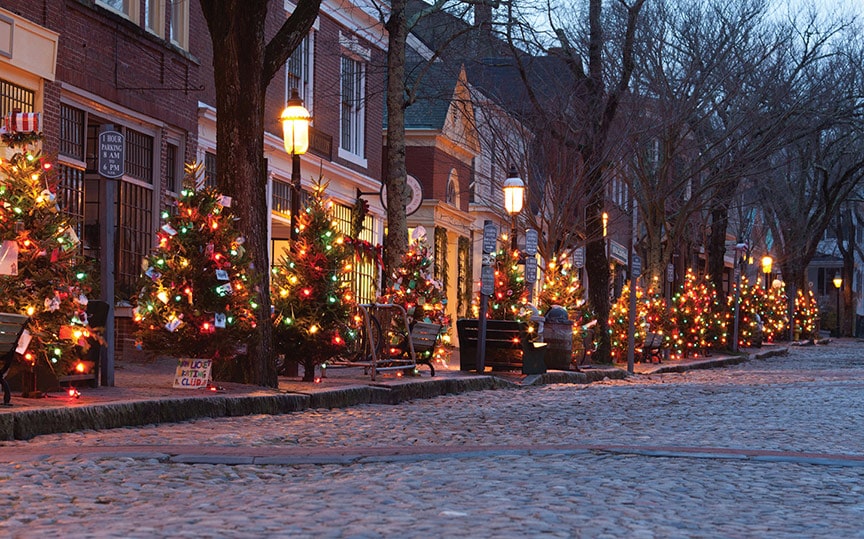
<box><xmin>338</xmin><ymin>51</ymin><xmax>367</xmax><ymax>165</ymax></box>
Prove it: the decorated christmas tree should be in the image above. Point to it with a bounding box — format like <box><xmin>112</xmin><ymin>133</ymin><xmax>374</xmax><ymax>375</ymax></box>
<box><xmin>757</xmin><ymin>282</ymin><xmax>789</xmax><ymax>342</ymax></box>
<box><xmin>271</xmin><ymin>179</ymin><xmax>355</xmax><ymax>381</ymax></box>
<box><xmin>134</xmin><ymin>164</ymin><xmax>257</xmax><ymax>377</ymax></box>
<box><xmin>538</xmin><ymin>255</ymin><xmax>589</xmax><ymax>322</ymax></box>
<box><xmin>728</xmin><ymin>276</ymin><xmax>759</xmax><ymax>348</ymax></box>
<box><xmin>0</xmin><ymin>126</ymin><xmax>97</xmax><ymax>382</ymax></box>
<box><xmin>608</xmin><ymin>280</ymin><xmax>672</xmax><ymax>361</ymax></box>
<box><xmin>794</xmin><ymin>287</ymin><xmax>819</xmax><ymax>340</ymax></box>
<box><xmin>608</xmin><ymin>283</ymin><xmax>639</xmax><ymax>361</ymax></box>
<box><xmin>381</xmin><ymin>226</ymin><xmax>450</xmax><ymax>365</ymax></box>
<box><xmin>672</xmin><ymin>269</ymin><xmax>728</xmax><ymax>357</ymax></box>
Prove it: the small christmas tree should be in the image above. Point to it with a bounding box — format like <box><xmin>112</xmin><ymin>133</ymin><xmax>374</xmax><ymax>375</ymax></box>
<box><xmin>757</xmin><ymin>282</ymin><xmax>789</xmax><ymax>342</ymax></box>
<box><xmin>381</xmin><ymin>226</ymin><xmax>450</xmax><ymax>365</ymax></box>
<box><xmin>538</xmin><ymin>255</ymin><xmax>589</xmax><ymax>322</ymax></box>
<box><xmin>672</xmin><ymin>269</ymin><xmax>727</xmax><ymax>357</ymax></box>
<box><xmin>794</xmin><ymin>288</ymin><xmax>819</xmax><ymax>340</ymax></box>
<box><xmin>134</xmin><ymin>164</ymin><xmax>257</xmax><ymax>377</ymax></box>
<box><xmin>271</xmin><ymin>179</ymin><xmax>355</xmax><ymax>381</ymax></box>
<box><xmin>0</xmin><ymin>131</ymin><xmax>96</xmax><ymax>381</ymax></box>
<box><xmin>728</xmin><ymin>276</ymin><xmax>759</xmax><ymax>348</ymax></box>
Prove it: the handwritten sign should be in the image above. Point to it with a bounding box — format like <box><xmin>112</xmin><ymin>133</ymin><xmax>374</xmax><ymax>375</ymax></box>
<box><xmin>173</xmin><ymin>358</ymin><xmax>212</xmax><ymax>389</ymax></box>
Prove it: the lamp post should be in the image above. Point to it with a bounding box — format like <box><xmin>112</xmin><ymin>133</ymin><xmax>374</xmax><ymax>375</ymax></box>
<box><xmin>502</xmin><ymin>165</ymin><xmax>524</xmax><ymax>251</ymax></box>
<box><xmin>731</xmin><ymin>242</ymin><xmax>748</xmax><ymax>353</ymax></box>
<box><xmin>834</xmin><ymin>273</ymin><xmax>843</xmax><ymax>337</ymax></box>
<box><xmin>761</xmin><ymin>256</ymin><xmax>772</xmax><ymax>289</ymax></box>
<box><xmin>281</xmin><ymin>88</ymin><xmax>311</xmax><ymax>244</ymax></box>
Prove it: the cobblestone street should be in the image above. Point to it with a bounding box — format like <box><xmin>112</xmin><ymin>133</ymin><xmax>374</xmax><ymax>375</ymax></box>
<box><xmin>2</xmin><ymin>342</ymin><xmax>864</xmax><ymax>538</ymax></box>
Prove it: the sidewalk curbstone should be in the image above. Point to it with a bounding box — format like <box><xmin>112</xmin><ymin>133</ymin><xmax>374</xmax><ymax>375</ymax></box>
<box><xmin>0</xmin><ymin>348</ymin><xmax>788</xmax><ymax>441</ymax></box>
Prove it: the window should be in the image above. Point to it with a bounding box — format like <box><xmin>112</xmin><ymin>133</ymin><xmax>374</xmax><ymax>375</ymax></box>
<box><xmin>59</xmin><ymin>104</ymin><xmax>85</xmax><ymax>161</ymax></box>
<box><xmin>332</xmin><ymin>203</ymin><xmax>376</xmax><ymax>303</ymax></box>
<box><xmin>446</xmin><ymin>170</ymin><xmax>458</xmax><ymax>206</ymax></box>
<box><xmin>166</xmin><ymin>143</ymin><xmax>180</xmax><ymax>193</ymax></box>
<box><xmin>286</xmin><ymin>35</ymin><xmax>313</xmax><ymax>105</ymax></box>
<box><xmin>97</xmin><ymin>0</ymin><xmax>140</xmax><ymax>23</ymax></box>
<box><xmin>168</xmin><ymin>0</ymin><xmax>189</xmax><ymax>49</ymax></box>
<box><xmin>272</xmin><ymin>179</ymin><xmax>292</xmax><ymax>217</ymax></box>
<box><xmin>57</xmin><ymin>103</ymin><xmax>86</xmax><ymax>255</ymax></box>
<box><xmin>339</xmin><ymin>56</ymin><xmax>365</xmax><ymax>159</ymax></box>
<box><xmin>125</xmin><ymin>129</ymin><xmax>154</xmax><ymax>184</ymax></box>
<box><xmin>0</xmin><ymin>78</ymin><xmax>34</xmax><ymax>116</ymax></box>
<box><xmin>144</xmin><ymin>0</ymin><xmax>165</xmax><ymax>37</ymax></box>
<box><xmin>203</xmin><ymin>151</ymin><xmax>217</xmax><ymax>188</ymax></box>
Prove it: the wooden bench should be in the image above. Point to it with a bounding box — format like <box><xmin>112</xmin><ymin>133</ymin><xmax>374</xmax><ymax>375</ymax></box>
<box><xmin>457</xmin><ymin>319</ymin><xmax>546</xmax><ymax>374</ymax></box>
<box><xmin>639</xmin><ymin>332</ymin><xmax>665</xmax><ymax>363</ymax></box>
<box><xmin>406</xmin><ymin>322</ymin><xmax>441</xmax><ymax>376</ymax></box>
<box><xmin>0</xmin><ymin>313</ymin><xmax>30</xmax><ymax>406</ymax></box>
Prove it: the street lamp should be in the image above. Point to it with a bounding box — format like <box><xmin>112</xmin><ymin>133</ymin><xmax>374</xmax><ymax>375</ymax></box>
<box><xmin>502</xmin><ymin>165</ymin><xmax>524</xmax><ymax>250</ymax></box>
<box><xmin>761</xmin><ymin>256</ymin><xmax>773</xmax><ymax>289</ymax></box>
<box><xmin>281</xmin><ymin>88</ymin><xmax>311</xmax><ymax>243</ymax></box>
<box><xmin>834</xmin><ymin>273</ymin><xmax>843</xmax><ymax>337</ymax></box>
<box><xmin>731</xmin><ymin>242</ymin><xmax>748</xmax><ymax>353</ymax></box>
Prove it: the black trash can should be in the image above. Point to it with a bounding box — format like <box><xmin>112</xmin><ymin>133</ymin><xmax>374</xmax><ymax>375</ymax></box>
<box><xmin>543</xmin><ymin>306</ymin><xmax>573</xmax><ymax>370</ymax></box>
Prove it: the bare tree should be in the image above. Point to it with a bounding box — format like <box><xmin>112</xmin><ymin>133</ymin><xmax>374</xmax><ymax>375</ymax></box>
<box><xmin>753</xmin><ymin>13</ymin><xmax>864</xmax><ymax>339</ymax></box>
<box><xmin>198</xmin><ymin>0</ymin><xmax>322</xmax><ymax>386</ymax></box>
<box><xmin>502</xmin><ymin>0</ymin><xmax>646</xmax><ymax>363</ymax></box>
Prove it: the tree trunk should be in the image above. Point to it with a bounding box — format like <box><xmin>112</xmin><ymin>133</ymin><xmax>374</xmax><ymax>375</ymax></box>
<box><xmin>206</xmin><ymin>3</ymin><xmax>277</xmax><ymax>387</ymax></box>
<box><xmin>707</xmin><ymin>205</ymin><xmax>730</xmax><ymax>295</ymax></box>
<box><xmin>585</xmin><ymin>195</ymin><xmax>611</xmax><ymax>363</ymax></box>
<box><xmin>383</xmin><ymin>0</ymin><xmax>409</xmax><ymax>283</ymax></box>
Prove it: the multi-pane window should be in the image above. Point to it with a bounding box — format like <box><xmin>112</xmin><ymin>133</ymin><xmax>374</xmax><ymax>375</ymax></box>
<box><xmin>168</xmin><ymin>0</ymin><xmax>190</xmax><ymax>49</ymax></box>
<box><xmin>166</xmin><ymin>143</ymin><xmax>179</xmax><ymax>193</ymax></box>
<box><xmin>57</xmin><ymin>104</ymin><xmax>86</xmax><ymax>257</ymax></box>
<box><xmin>0</xmin><ymin>79</ymin><xmax>35</xmax><ymax>116</ymax></box>
<box><xmin>286</xmin><ymin>35</ymin><xmax>312</xmax><ymax>104</ymax></box>
<box><xmin>203</xmin><ymin>151</ymin><xmax>217</xmax><ymax>188</ymax></box>
<box><xmin>125</xmin><ymin>129</ymin><xmax>154</xmax><ymax>184</ymax></box>
<box><xmin>117</xmin><ymin>182</ymin><xmax>153</xmax><ymax>299</ymax></box>
<box><xmin>272</xmin><ymin>179</ymin><xmax>292</xmax><ymax>216</ymax></box>
<box><xmin>332</xmin><ymin>203</ymin><xmax>376</xmax><ymax>304</ymax></box>
<box><xmin>340</xmin><ymin>56</ymin><xmax>365</xmax><ymax>157</ymax></box>
<box><xmin>59</xmin><ymin>105</ymin><xmax>85</xmax><ymax>160</ymax></box>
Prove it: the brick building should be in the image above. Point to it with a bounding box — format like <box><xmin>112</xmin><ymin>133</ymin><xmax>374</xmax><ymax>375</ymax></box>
<box><xmin>2</xmin><ymin>0</ymin><xmax>389</xmax><ymax>379</ymax></box>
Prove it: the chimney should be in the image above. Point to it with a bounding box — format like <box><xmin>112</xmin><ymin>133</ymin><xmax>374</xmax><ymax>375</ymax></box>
<box><xmin>474</xmin><ymin>0</ymin><xmax>499</xmax><ymax>29</ymax></box>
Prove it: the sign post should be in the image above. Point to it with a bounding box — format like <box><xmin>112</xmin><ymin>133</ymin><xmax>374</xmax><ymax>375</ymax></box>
<box><xmin>477</xmin><ymin>221</ymin><xmax>497</xmax><ymax>372</ymax></box>
<box><xmin>524</xmin><ymin>229</ymin><xmax>538</xmax><ymax>302</ymax></box>
<box><xmin>97</xmin><ymin>125</ymin><xmax>123</xmax><ymax>386</ymax></box>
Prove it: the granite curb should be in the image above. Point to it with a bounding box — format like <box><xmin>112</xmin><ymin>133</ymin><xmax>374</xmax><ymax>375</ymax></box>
<box><xmin>0</xmin><ymin>349</ymin><xmax>784</xmax><ymax>441</ymax></box>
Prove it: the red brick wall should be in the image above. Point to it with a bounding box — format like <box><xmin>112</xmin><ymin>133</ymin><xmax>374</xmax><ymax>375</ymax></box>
<box><xmin>406</xmin><ymin>145</ymin><xmax>472</xmax><ymax>211</ymax></box>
